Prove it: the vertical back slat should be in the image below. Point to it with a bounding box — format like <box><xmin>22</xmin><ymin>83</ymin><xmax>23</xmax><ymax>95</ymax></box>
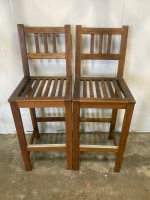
<box><xmin>83</xmin><ymin>80</ymin><xmax>87</xmax><ymax>97</ymax></box>
<box><xmin>99</xmin><ymin>34</ymin><xmax>103</xmax><ymax>54</ymax></box>
<box><xmin>75</xmin><ymin>25</ymin><xmax>82</xmax><ymax>77</ymax></box>
<box><xmin>43</xmin><ymin>33</ymin><xmax>48</xmax><ymax>53</ymax></box>
<box><xmin>90</xmin><ymin>34</ymin><xmax>94</xmax><ymax>53</ymax></box>
<box><xmin>65</xmin><ymin>25</ymin><xmax>72</xmax><ymax>76</ymax></box>
<box><xmin>34</xmin><ymin>33</ymin><xmax>40</xmax><ymax>53</ymax></box>
<box><xmin>51</xmin><ymin>79</ymin><xmax>58</xmax><ymax>97</ymax></box>
<box><xmin>117</xmin><ymin>26</ymin><xmax>128</xmax><ymax>77</ymax></box>
<box><xmin>89</xmin><ymin>80</ymin><xmax>94</xmax><ymax>98</ymax></box>
<box><xmin>95</xmin><ymin>80</ymin><xmax>101</xmax><ymax>98</ymax></box>
<box><xmin>52</xmin><ymin>33</ymin><xmax>56</xmax><ymax>53</ymax></box>
<box><xmin>107</xmin><ymin>34</ymin><xmax>112</xmax><ymax>54</ymax></box>
<box><xmin>58</xmin><ymin>79</ymin><xmax>64</xmax><ymax>97</ymax></box>
<box><xmin>17</xmin><ymin>24</ymin><xmax>30</xmax><ymax>76</ymax></box>
<box><xmin>43</xmin><ymin>78</ymin><xmax>52</xmax><ymax>97</ymax></box>
<box><xmin>101</xmin><ymin>80</ymin><xmax>108</xmax><ymax>98</ymax></box>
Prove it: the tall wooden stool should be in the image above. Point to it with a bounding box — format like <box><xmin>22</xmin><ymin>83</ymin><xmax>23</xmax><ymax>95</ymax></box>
<box><xmin>8</xmin><ymin>25</ymin><xmax>72</xmax><ymax>171</ymax></box>
<box><xmin>73</xmin><ymin>25</ymin><xmax>136</xmax><ymax>172</ymax></box>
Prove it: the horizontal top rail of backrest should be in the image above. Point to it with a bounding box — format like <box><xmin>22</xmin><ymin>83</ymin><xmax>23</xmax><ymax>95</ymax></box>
<box><xmin>18</xmin><ymin>24</ymin><xmax>71</xmax><ymax>76</ymax></box>
<box><xmin>81</xmin><ymin>28</ymin><xmax>123</xmax><ymax>35</ymax></box>
<box><xmin>24</xmin><ymin>27</ymin><xmax>65</xmax><ymax>34</ymax></box>
<box><xmin>75</xmin><ymin>25</ymin><xmax>128</xmax><ymax>77</ymax></box>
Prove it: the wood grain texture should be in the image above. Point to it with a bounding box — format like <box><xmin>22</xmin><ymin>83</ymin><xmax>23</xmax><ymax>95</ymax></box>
<box><xmin>34</xmin><ymin>33</ymin><xmax>40</xmax><ymax>53</ymax></box>
<box><xmin>99</xmin><ymin>34</ymin><xmax>103</xmax><ymax>54</ymax></box>
<box><xmin>82</xmin><ymin>28</ymin><xmax>122</xmax><ymax>35</ymax></box>
<box><xmin>83</xmin><ymin>80</ymin><xmax>87</xmax><ymax>97</ymax></box>
<box><xmin>43</xmin><ymin>33</ymin><xmax>48</xmax><ymax>53</ymax></box>
<box><xmin>90</xmin><ymin>34</ymin><xmax>94</xmax><ymax>53</ymax></box>
<box><xmin>27</xmin><ymin>53</ymin><xmax>65</xmax><ymax>59</ymax></box>
<box><xmin>52</xmin><ymin>33</ymin><xmax>56</xmax><ymax>53</ymax></box>
<box><xmin>80</xmin><ymin>145</ymin><xmax>119</xmax><ymax>152</ymax></box>
<box><xmin>30</xmin><ymin>108</ymin><xmax>40</xmax><ymax>138</ymax></box>
<box><xmin>24</xmin><ymin>27</ymin><xmax>65</xmax><ymax>33</ymax></box>
<box><xmin>27</xmin><ymin>144</ymin><xmax>66</xmax><ymax>151</ymax></box>
<box><xmin>75</xmin><ymin>25</ymin><xmax>82</xmax><ymax>76</ymax></box>
<box><xmin>81</xmin><ymin>54</ymin><xmax>120</xmax><ymax>60</ymax></box>
<box><xmin>108</xmin><ymin>109</ymin><xmax>118</xmax><ymax>139</ymax></box>
<box><xmin>65</xmin><ymin>25</ymin><xmax>72</xmax><ymax>76</ymax></box>
<box><xmin>107</xmin><ymin>34</ymin><xmax>112</xmax><ymax>54</ymax></box>
<box><xmin>8</xmin><ymin>77</ymin><xmax>29</xmax><ymax>102</ymax></box>
<box><xmin>73</xmin><ymin>102</ymin><xmax>80</xmax><ymax>170</ymax></box>
<box><xmin>80</xmin><ymin>117</ymin><xmax>111</xmax><ymax>123</ymax></box>
<box><xmin>17</xmin><ymin>24</ymin><xmax>30</xmax><ymax>76</ymax></box>
<box><xmin>117</xmin><ymin>26</ymin><xmax>128</xmax><ymax>77</ymax></box>
<box><xmin>65</xmin><ymin>102</ymin><xmax>72</xmax><ymax>169</ymax></box>
<box><xmin>10</xmin><ymin>102</ymin><xmax>32</xmax><ymax>171</ymax></box>
<box><xmin>37</xmin><ymin>117</ymin><xmax>65</xmax><ymax>122</ymax></box>
<box><xmin>114</xmin><ymin>104</ymin><xmax>135</xmax><ymax>172</ymax></box>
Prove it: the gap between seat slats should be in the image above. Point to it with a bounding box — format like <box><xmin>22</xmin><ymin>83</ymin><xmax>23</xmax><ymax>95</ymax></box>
<box><xmin>81</xmin><ymin>79</ymin><xmax>124</xmax><ymax>99</ymax></box>
<box><xmin>20</xmin><ymin>78</ymin><xmax>67</xmax><ymax>98</ymax></box>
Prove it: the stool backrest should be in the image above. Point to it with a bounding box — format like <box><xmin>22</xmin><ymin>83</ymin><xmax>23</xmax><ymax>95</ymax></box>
<box><xmin>17</xmin><ymin>24</ymin><xmax>71</xmax><ymax>76</ymax></box>
<box><xmin>75</xmin><ymin>25</ymin><xmax>128</xmax><ymax>78</ymax></box>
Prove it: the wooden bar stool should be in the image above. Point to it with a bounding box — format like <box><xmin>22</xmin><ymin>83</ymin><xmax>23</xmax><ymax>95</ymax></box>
<box><xmin>73</xmin><ymin>25</ymin><xmax>136</xmax><ymax>172</ymax></box>
<box><xmin>8</xmin><ymin>25</ymin><xmax>72</xmax><ymax>171</ymax></box>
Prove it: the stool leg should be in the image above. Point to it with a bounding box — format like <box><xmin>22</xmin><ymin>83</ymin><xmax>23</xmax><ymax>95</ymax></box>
<box><xmin>114</xmin><ymin>104</ymin><xmax>134</xmax><ymax>172</ymax></box>
<box><xmin>65</xmin><ymin>102</ymin><xmax>72</xmax><ymax>169</ymax></box>
<box><xmin>10</xmin><ymin>102</ymin><xmax>32</xmax><ymax>171</ymax></box>
<box><xmin>30</xmin><ymin>108</ymin><xmax>40</xmax><ymax>139</ymax></box>
<box><xmin>108</xmin><ymin>109</ymin><xmax>118</xmax><ymax>139</ymax></box>
<box><xmin>73</xmin><ymin>102</ymin><xmax>80</xmax><ymax>170</ymax></box>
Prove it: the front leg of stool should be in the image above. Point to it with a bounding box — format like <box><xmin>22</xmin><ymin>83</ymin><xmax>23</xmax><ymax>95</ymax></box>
<box><xmin>10</xmin><ymin>102</ymin><xmax>32</xmax><ymax>171</ymax></box>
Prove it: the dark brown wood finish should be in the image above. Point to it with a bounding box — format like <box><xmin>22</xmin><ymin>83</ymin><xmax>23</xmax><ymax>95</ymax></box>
<box><xmin>17</xmin><ymin>24</ymin><xmax>30</xmax><ymax>76</ymax></box>
<box><xmin>75</xmin><ymin>25</ymin><xmax>82</xmax><ymax>77</ymax></box>
<box><xmin>34</xmin><ymin>33</ymin><xmax>40</xmax><ymax>53</ymax></box>
<box><xmin>8</xmin><ymin>24</ymin><xmax>72</xmax><ymax>171</ymax></box>
<box><xmin>43</xmin><ymin>33</ymin><xmax>48</xmax><ymax>53</ymax></box>
<box><xmin>73</xmin><ymin>102</ymin><xmax>80</xmax><ymax>170</ymax></box>
<box><xmin>65</xmin><ymin>25</ymin><xmax>72</xmax><ymax>76</ymax></box>
<box><xmin>90</xmin><ymin>34</ymin><xmax>94</xmax><ymax>53</ymax></box>
<box><xmin>52</xmin><ymin>33</ymin><xmax>56</xmax><ymax>53</ymax></box>
<box><xmin>73</xmin><ymin>25</ymin><xmax>135</xmax><ymax>172</ymax></box>
<box><xmin>30</xmin><ymin>108</ymin><xmax>40</xmax><ymax>138</ymax></box>
<box><xmin>99</xmin><ymin>34</ymin><xmax>103</xmax><ymax>54</ymax></box>
<box><xmin>117</xmin><ymin>26</ymin><xmax>128</xmax><ymax>77</ymax></box>
<box><xmin>10</xmin><ymin>102</ymin><xmax>32</xmax><ymax>171</ymax></box>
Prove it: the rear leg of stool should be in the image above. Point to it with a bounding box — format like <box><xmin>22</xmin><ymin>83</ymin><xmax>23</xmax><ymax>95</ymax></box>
<box><xmin>30</xmin><ymin>108</ymin><xmax>40</xmax><ymax>139</ymax></box>
<box><xmin>73</xmin><ymin>102</ymin><xmax>80</xmax><ymax>170</ymax></box>
<box><xmin>65</xmin><ymin>102</ymin><xmax>72</xmax><ymax>169</ymax></box>
<box><xmin>114</xmin><ymin>104</ymin><xmax>134</xmax><ymax>172</ymax></box>
<box><xmin>108</xmin><ymin>109</ymin><xmax>118</xmax><ymax>139</ymax></box>
<box><xmin>10</xmin><ymin>102</ymin><xmax>32</xmax><ymax>171</ymax></box>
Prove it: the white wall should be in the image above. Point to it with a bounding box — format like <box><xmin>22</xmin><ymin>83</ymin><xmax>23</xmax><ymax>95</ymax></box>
<box><xmin>0</xmin><ymin>0</ymin><xmax>150</xmax><ymax>134</ymax></box>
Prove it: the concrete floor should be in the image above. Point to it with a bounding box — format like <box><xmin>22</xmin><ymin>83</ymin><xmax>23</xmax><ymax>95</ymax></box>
<box><xmin>0</xmin><ymin>132</ymin><xmax>150</xmax><ymax>200</ymax></box>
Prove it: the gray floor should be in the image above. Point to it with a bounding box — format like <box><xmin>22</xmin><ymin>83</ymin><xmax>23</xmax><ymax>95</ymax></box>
<box><xmin>0</xmin><ymin>132</ymin><xmax>150</xmax><ymax>200</ymax></box>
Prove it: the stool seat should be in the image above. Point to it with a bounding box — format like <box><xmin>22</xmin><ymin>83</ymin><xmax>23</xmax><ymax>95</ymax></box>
<box><xmin>73</xmin><ymin>77</ymin><xmax>135</xmax><ymax>106</ymax></box>
<box><xmin>8</xmin><ymin>76</ymin><xmax>72</xmax><ymax>107</ymax></box>
<box><xmin>73</xmin><ymin>25</ymin><xmax>136</xmax><ymax>172</ymax></box>
<box><xmin>8</xmin><ymin>24</ymin><xmax>72</xmax><ymax>171</ymax></box>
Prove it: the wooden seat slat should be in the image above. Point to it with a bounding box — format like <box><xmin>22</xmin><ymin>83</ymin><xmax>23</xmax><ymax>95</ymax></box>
<box><xmin>36</xmin><ymin>79</ymin><xmax>46</xmax><ymax>97</ymax></box>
